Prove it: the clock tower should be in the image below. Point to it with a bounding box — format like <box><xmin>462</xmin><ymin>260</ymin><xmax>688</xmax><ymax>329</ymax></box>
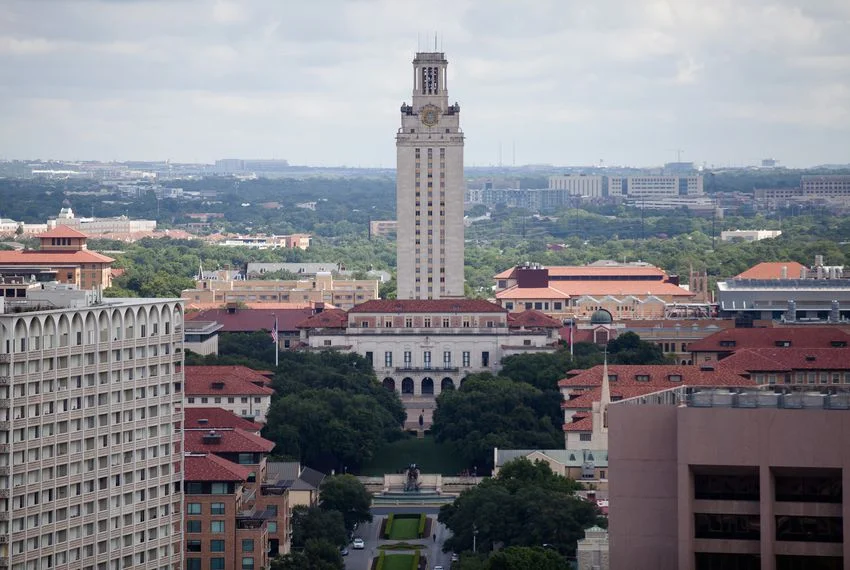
<box><xmin>396</xmin><ymin>52</ymin><xmax>465</xmax><ymax>299</ymax></box>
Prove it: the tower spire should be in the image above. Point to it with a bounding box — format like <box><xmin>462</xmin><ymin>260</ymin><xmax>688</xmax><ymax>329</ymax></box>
<box><xmin>600</xmin><ymin>351</ymin><xmax>611</xmax><ymax>431</ymax></box>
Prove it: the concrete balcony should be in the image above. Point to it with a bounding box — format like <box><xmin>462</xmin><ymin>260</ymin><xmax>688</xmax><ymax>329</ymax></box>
<box><xmin>394</xmin><ymin>365</ymin><xmax>459</xmax><ymax>373</ymax></box>
<box><xmin>0</xmin><ymin>354</ymin><xmax>8</xmax><ymax>363</ymax></box>
<box><xmin>0</xmin><ymin>376</ymin><xmax>9</xmax><ymax>385</ymax></box>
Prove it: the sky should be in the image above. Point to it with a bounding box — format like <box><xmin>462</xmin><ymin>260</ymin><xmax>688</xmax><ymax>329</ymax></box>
<box><xmin>1</xmin><ymin>0</ymin><xmax>849</xmax><ymax>168</ymax></box>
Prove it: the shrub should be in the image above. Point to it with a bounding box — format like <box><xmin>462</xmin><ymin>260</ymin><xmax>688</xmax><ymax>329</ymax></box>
<box><xmin>411</xmin><ymin>551</ymin><xmax>420</xmax><ymax>570</ymax></box>
<box><xmin>376</xmin><ymin>551</ymin><xmax>386</xmax><ymax>570</ymax></box>
<box><xmin>417</xmin><ymin>514</ymin><xmax>426</xmax><ymax>538</ymax></box>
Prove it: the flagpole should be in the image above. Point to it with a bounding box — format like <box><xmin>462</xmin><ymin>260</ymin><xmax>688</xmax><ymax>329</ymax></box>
<box><xmin>275</xmin><ymin>315</ymin><xmax>279</xmax><ymax>368</ymax></box>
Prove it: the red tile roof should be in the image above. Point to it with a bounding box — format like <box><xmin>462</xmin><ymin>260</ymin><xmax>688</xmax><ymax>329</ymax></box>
<box><xmin>183</xmin><ymin>307</ymin><xmax>314</xmax><ymax>333</ymax></box>
<box><xmin>563</xmin><ymin>415</ymin><xmax>594</xmax><ymax>432</ymax></box>
<box><xmin>184</xmin><ymin>408</ymin><xmax>262</xmax><ymax>432</ymax></box>
<box><xmin>38</xmin><ymin>226</ymin><xmax>89</xmax><ymax>239</ymax></box>
<box><xmin>496</xmin><ymin>280</ymin><xmax>693</xmax><ymax>300</ymax></box>
<box><xmin>558</xmin><ymin>364</ymin><xmax>753</xmax><ymax>390</ymax></box>
<box><xmin>717</xmin><ymin>348</ymin><xmax>850</xmax><ymax>373</ymax></box>
<box><xmin>184</xmin><ymin>428</ymin><xmax>275</xmax><ymax>454</ymax></box>
<box><xmin>185</xmin><ymin>366</ymin><xmax>275</xmax><ymax>396</ymax></box>
<box><xmin>496</xmin><ymin>286</ymin><xmax>570</xmax><ymax>300</ymax></box>
<box><xmin>296</xmin><ymin>308</ymin><xmax>348</xmax><ymax>329</ymax></box>
<box><xmin>563</xmin><ymin>386</ymin><xmax>680</xmax><ymax>409</ymax></box>
<box><xmin>349</xmin><ymin>299</ymin><xmax>506</xmax><ymax>314</ymax></box>
<box><xmin>507</xmin><ymin>309</ymin><xmax>563</xmax><ymax>329</ymax></box>
<box><xmin>687</xmin><ymin>327</ymin><xmax>850</xmax><ymax>353</ymax></box>
<box><xmin>735</xmin><ymin>262</ymin><xmax>807</xmax><ymax>280</ymax></box>
<box><xmin>184</xmin><ymin>453</ymin><xmax>252</xmax><ymax>482</ymax></box>
<box><xmin>0</xmin><ymin>250</ymin><xmax>114</xmax><ymax>265</ymax></box>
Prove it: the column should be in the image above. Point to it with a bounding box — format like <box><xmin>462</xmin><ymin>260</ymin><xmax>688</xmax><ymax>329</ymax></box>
<box><xmin>759</xmin><ymin>465</ymin><xmax>775</xmax><ymax>570</ymax></box>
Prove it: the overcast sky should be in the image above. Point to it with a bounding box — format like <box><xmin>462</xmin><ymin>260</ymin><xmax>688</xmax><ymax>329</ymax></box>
<box><xmin>1</xmin><ymin>0</ymin><xmax>848</xmax><ymax>168</ymax></box>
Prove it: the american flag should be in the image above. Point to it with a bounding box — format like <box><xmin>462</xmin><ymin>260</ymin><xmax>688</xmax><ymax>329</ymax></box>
<box><xmin>270</xmin><ymin>316</ymin><xmax>278</xmax><ymax>344</ymax></box>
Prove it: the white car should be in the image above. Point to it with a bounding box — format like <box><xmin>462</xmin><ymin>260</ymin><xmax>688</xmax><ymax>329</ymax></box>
<box><xmin>434</xmin><ymin>566</ymin><xmax>443</xmax><ymax>570</ymax></box>
<box><xmin>352</xmin><ymin>538</ymin><xmax>365</xmax><ymax>550</ymax></box>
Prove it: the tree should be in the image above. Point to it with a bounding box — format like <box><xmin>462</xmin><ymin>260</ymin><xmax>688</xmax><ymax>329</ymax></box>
<box><xmin>431</xmin><ymin>377</ymin><xmax>563</xmax><ymax>471</ymax></box>
<box><xmin>290</xmin><ymin>506</ymin><xmax>348</xmax><ymax>549</ymax></box>
<box><xmin>272</xmin><ymin>539</ymin><xmax>344</xmax><ymax>570</ymax></box>
<box><xmin>439</xmin><ymin>458</ymin><xmax>602</xmax><ymax>558</ymax></box>
<box><xmin>486</xmin><ymin>547</ymin><xmax>570</xmax><ymax>570</ymax></box>
<box><xmin>607</xmin><ymin>331</ymin><xmax>671</xmax><ymax>365</ymax></box>
<box><xmin>319</xmin><ymin>474</ymin><xmax>373</xmax><ymax>532</ymax></box>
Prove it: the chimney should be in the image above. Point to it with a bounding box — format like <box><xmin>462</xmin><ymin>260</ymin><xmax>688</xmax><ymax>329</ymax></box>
<box><xmin>830</xmin><ymin>300</ymin><xmax>840</xmax><ymax>323</ymax></box>
<box><xmin>815</xmin><ymin>255</ymin><xmax>824</xmax><ymax>267</ymax></box>
<box><xmin>786</xmin><ymin>300</ymin><xmax>796</xmax><ymax>322</ymax></box>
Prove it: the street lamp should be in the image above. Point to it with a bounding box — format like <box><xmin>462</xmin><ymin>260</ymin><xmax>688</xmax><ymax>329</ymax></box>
<box><xmin>473</xmin><ymin>524</ymin><xmax>478</xmax><ymax>553</ymax></box>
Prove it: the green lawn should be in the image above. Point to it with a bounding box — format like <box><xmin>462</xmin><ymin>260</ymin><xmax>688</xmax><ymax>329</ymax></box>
<box><xmin>387</xmin><ymin>516</ymin><xmax>420</xmax><ymax>540</ymax></box>
<box><xmin>382</xmin><ymin>554</ymin><xmax>415</xmax><ymax>570</ymax></box>
<box><xmin>359</xmin><ymin>434</ymin><xmax>467</xmax><ymax>476</ymax></box>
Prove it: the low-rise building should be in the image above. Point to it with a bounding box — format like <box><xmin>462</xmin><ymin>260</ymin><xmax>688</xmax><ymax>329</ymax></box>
<box><xmin>185</xmin><ymin>366</ymin><xmax>275</xmax><ymax>423</ymax></box>
<box><xmin>369</xmin><ymin>220</ymin><xmax>398</xmax><ymax>238</ymax></box>
<box><xmin>297</xmin><ymin>299</ymin><xmax>561</xmax><ymax>428</ymax></box>
<box><xmin>212</xmin><ymin>234</ymin><xmax>311</xmax><ymax>250</ymax></box>
<box><xmin>184</xmin><ymin>305</ymin><xmax>315</xmax><ymax>350</ymax></box>
<box><xmin>721</xmin><ymin>229</ymin><xmax>782</xmax><ymax>242</ymax></box>
<box><xmin>495</xmin><ymin>262</ymin><xmax>695</xmax><ymax>321</ymax></box>
<box><xmin>184</xmin><ymin>319</ymin><xmax>223</xmax><ymax>355</ymax></box>
<box><xmin>687</xmin><ymin>326</ymin><xmax>850</xmax><ymax>363</ymax></box>
<box><xmin>0</xmin><ymin>226</ymin><xmax>114</xmax><ymax>289</ymax></box>
<box><xmin>608</xmin><ymin>385</ymin><xmax>850</xmax><ymax>570</ymax></box>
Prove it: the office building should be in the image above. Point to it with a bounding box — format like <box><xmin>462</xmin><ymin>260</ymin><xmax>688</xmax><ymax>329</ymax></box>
<box><xmin>0</xmin><ymin>288</ymin><xmax>185</xmax><ymax>570</ymax></box>
<box><xmin>721</xmin><ymin>230</ymin><xmax>782</xmax><ymax>243</ymax></box>
<box><xmin>395</xmin><ymin>51</ymin><xmax>465</xmax><ymax>299</ymax></box>
<box><xmin>548</xmin><ymin>174</ymin><xmax>604</xmax><ymax>198</ymax></box>
<box><xmin>608</xmin><ymin>175</ymin><xmax>704</xmax><ymax>198</ymax></box>
<box><xmin>609</xmin><ymin>386</ymin><xmax>850</xmax><ymax>570</ymax></box>
<box><xmin>184</xmin><ymin>366</ymin><xmax>274</xmax><ymax>424</ymax></box>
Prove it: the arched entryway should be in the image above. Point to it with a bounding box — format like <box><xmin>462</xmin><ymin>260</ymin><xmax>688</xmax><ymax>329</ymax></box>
<box><xmin>459</xmin><ymin>376</ymin><xmax>468</xmax><ymax>388</ymax></box>
<box><xmin>421</xmin><ymin>377</ymin><xmax>434</xmax><ymax>395</ymax></box>
<box><xmin>441</xmin><ymin>377</ymin><xmax>455</xmax><ymax>391</ymax></box>
<box><xmin>401</xmin><ymin>377</ymin><xmax>414</xmax><ymax>394</ymax></box>
<box><xmin>382</xmin><ymin>377</ymin><xmax>395</xmax><ymax>391</ymax></box>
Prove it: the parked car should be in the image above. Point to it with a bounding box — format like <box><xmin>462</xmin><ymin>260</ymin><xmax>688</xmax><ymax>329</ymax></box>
<box><xmin>450</xmin><ymin>553</ymin><xmax>459</xmax><ymax>561</ymax></box>
<box><xmin>352</xmin><ymin>538</ymin><xmax>365</xmax><ymax>550</ymax></box>
<box><xmin>339</xmin><ymin>547</ymin><xmax>349</xmax><ymax>556</ymax></box>
<box><xmin>434</xmin><ymin>566</ymin><xmax>443</xmax><ymax>570</ymax></box>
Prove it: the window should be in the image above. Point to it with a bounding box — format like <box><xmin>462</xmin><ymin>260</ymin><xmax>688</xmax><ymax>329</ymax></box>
<box><xmin>384</xmin><ymin>352</ymin><xmax>392</xmax><ymax>367</ymax></box>
<box><xmin>403</xmin><ymin>351</ymin><xmax>412</xmax><ymax>366</ymax></box>
<box><xmin>186</xmin><ymin>520</ymin><xmax>201</xmax><ymax>533</ymax></box>
<box><xmin>210</xmin><ymin>540</ymin><xmax>224</xmax><ymax>552</ymax></box>
<box><xmin>635</xmin><ymin>374</ymin><xmax>650</xmax><ymax>382</ymax></box>
<box><xmin>242</xmin><ymin>557</ymin><xmax>255</xmax><ymax>570</ymax></box>
<box><xmin>186</xmin><ymin>559</ymin><xmax>201</xmax><ymax>570</ymax></box>
<box><xmin>462</xmin><ymin>352</ymin><xmax>470</xmax><ymax>367</ymax></box>
<box><xmin>211</xmin><ymin>503</ymin><xmax>225</xmax><ymax>515</ymax></box>
<box><xmin>668</xmin><ymin>375</ymin><xmax>682</xmax><ymax>383</ymax></box>
<box><xmin>694</xmin><ymin>513</ymin><xmax>760</xmax><ymax>541</ymax></box>
<box><xmin>442</xmin><ymin>317</ymin><xmax>450</xmax><ymax>327</ymax></box>
<box><xmin>268</xmin><ymin>522</ymin><xmax>277</xmax><ymax>533</ymax></box>
<box><xmin>187</xmin><ymin>503</ymin><xmax>201</xmax><ymax>515</ymax></box>
<box><xmin>405</xmin><ymin>317</ymin><xmax>413</xmax><ymax>328</ymax></box>
<box><xmin>579</xmin><ymin>433</ymin><xmax>592</xmax><ymax>442</ymax></box>
<box><xmin>210</xmin><ymin>558</ymin><xmax>225</xmax><ymax>570</ymax></box>
<box><xmin>365</xmin><ymin>351</ymin><xmax>373</xmax><ymax>365</ymax></box>
<box><xmin>186</xmin><ymin>540</ymin><xmax>201</xmax><ymax>552</ymax></box>
<box><xmin>242</xmin><ymin>540</ymin><xmax>254</xmax><ymax>552</ymax></box>
<box><xmin>694</xmin><ymin>473</ymin><xmax>760</xmax><ymax>501</ymax></box>
<box><xmin>423</xmin><ymin>351</ymin><xmax>431</xmax><ymax>368</ymax></box>
<box><xmin>211</xmin><ymin>483</ymin><xmax>228</xmax><ymax>494</ymax></box>
<box><xmin>211</xmin><ymin>521</ymin><xmax>224</xmax><ymax>533</ymax></box>
<box><xmin>481</xmin><ymin>352</ymin><xmax>489</xmax><ymax>367</ymax></box>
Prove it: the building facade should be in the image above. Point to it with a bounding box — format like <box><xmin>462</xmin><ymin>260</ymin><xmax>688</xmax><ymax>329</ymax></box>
<box><xmin>297</xmin><ymin>300</ymin><xmax>561</xmax><ymax>428</ymax></box>
<box><xmin>608</xmin><ymin>175</ymin><xmax>704</xmax><ymax>198</ymax></box>
<box><xmin>0</xmin><ymin>227</ymin><xmax>114</xmax><ymax>290</ymax></box>
<box><xmin>396</xmin><ymin>51</ymin><xmax>465</xmax><ymax>299</ymax></box>
<box><xmin>609</xmin><ymin>386</ymin><xmax>850</xmax><ymax>570</ymax></box>
<box><xmin>548</xmin><ymin>175</ymin><xmax>604</xmax><ymax>198</ymax></box>
<box><xmin>184</xmin><ymin>366</ymin><xmax>274</xmax><ymax>424</ymax></box>
<box><xmin>0</xmin><ymin>290</ymin><xmax>185</xmax><ymax>570</ymax></box>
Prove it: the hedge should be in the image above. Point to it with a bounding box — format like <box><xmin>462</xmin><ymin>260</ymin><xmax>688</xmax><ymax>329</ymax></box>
<box><xmin>385</xmin><ymin>513</ymin><xmax>395</xmax><ymax>539</ymax></box>
<box><xmin>376</xmin><ymin>551</ymin><xmax>386</xmax><ymax>570</ymax></box>
<box><xmin>417</xmin><ymin>514</ymin><xmax>426</xmax><ymax>538</ymax></box>
<box><xmin>411</xmin><ymin>551</ymin><xmax>420</xmax><ymax>570</ymax></box>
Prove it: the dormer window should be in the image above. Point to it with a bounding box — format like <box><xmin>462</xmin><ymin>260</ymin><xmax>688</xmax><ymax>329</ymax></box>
<box><xmin>635</xmin><ymin>374</ymin><xmax>650</xmax><ymax>382</ymax></box>
<box><xmin>831</xmin><ymin>341</ymin><xmax>847</xmax><ymax>347</ymax></box>
<box><xmin>719</xmin><ymin>340</ymin><xmax>736</xmax><ymax>347</ymax></box>
<box><xmin>668</xmin><ymin>374</ymin><xmax>683</xmax><ymax>383</ymax></box>
<box><xmin>775</xmin><ymin>340</ymin><xmax>791</xmax><ymax>347</ymax></box>
<box><xmin>607</xmin><ymin>374</ymin><xmax>618</xmax><ymax>382</ymax></box>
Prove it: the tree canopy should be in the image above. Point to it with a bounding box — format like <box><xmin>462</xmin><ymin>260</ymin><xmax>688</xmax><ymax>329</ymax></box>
<box><xmin>438</xmin><ymin>458</ymin><xmax>601</xmax><ymax>558</ymax></box>
<box><xmin>318</xmin><ymin>474</ymin><xmax>373</xmax><ymax>533</ymax></box>
<box><xmin>261</xmin><ymin>352</ymin><xmax>405</xmax><ymax>473</ymax></box>
<box><xmin>431</xmin><ymin>376</ymin><xmax>563</xmax><ymax>471</ymax></box>
<box><xmin>290</xmin><ymin>506</ymin><xmax>348</xmax><ymax>550</ymax></box>
<box><xmin>271</xmin><ymin>539</ymin><xmax>344</xmax><ymax>570</ymax></box>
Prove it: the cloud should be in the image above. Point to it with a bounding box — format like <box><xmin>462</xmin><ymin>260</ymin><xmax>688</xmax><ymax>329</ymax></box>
<box><xmin>0</xmin><ymin>0</ymin><xmax>848</xmax><ymax>167</ymax></box>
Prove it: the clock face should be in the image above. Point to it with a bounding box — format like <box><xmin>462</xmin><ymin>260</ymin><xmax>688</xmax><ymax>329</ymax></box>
<box><xmin>420</xmin><ymin>105</ymin><xmax>439</xmax><ymax>127</ymax></box>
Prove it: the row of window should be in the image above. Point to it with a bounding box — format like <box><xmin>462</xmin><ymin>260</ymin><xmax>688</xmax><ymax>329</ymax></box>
<box><xmin>366</xmin><ymin>351</ymin><xmax>482</xmax><ymax>368</ymax></box>
<box><xmin>186</xmin><ymin>539</ymin><xmax>254</xmax><ymax>552</ymax></box>
<box><xmin>186</xmin><ymin>520</ymin><xmax>278</xmax><ymax>534</ymax></box>
<box><xmin>186</xmin><ymin>557</ymin><xmax>254</xmax><ymax>570</ymax></box>
<box><xmin>695</xmin><ymin>514</ymin><xmax>843</xmax><ymax>543</ymax></box>
<box><xmin>186</xmin><ymin>396</ymin><xmax>263</xmax><ymax>404</ymax></box>
<box><xmin>9</xmin><ymin>543</ymin><xmax>178</xmax><ymax>570</ymax></box>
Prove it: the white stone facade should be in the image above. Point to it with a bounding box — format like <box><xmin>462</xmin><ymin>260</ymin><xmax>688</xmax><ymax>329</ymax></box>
<box><xmin>0</xmin><ymin>295</ymin><xmax>185</xmax><ymax>570</ymax></box>
<box><xmin>396</xmin><ymin>52</ymin><xmax>465</xmax><ymax>299</ymax></box>
<box><xmin>548</xmin><ymin>175</ymin><xmax>604</xmax><ymax>198</ymax></box>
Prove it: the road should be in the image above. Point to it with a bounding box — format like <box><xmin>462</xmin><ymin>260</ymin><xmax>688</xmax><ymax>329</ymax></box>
<box><xmin>345</xmin><ymin>508</ymin><xmax>454</xmax><ymax>570</ymax></box>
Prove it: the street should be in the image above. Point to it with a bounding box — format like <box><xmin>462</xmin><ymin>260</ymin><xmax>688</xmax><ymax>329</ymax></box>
<box><xmin>344</xmin><ymin>508</ymin><xmax>454</xmax><ymax>570</ymax></box>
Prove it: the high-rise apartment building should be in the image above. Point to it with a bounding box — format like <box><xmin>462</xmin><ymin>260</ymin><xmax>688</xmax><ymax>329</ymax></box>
<box><xmin>0</xmin><ymin>288</ymin><xmax>184</xmax><ymax>570</ymax></box>
<box><xmin>395</xmin><ymin>51</ymin><xmax>465</xmax><ymax>299</ymax></box>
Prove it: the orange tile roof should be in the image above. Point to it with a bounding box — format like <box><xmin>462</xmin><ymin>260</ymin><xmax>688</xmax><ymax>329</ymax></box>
<box><xmin>716</xmin><ymin>348</ymin><xmax>850</xmax><ymax>373</ymax></box>
<box><xmin>496</xmin><ymin>286</ymin><xmax>570</xmax><ymax>300</ymax></box>
<box><xmin>0</xmin><ymin>250</ymin><xmax>114</xmax><ymax>265</ymax></box>
<box><xmin>185</xmin><ymin>366</ymin><xmax>275</xmax><ymax>396</ymax></box>
<box><xmin>735</xmin><ymin>261</ymin><xmax>807</xmax><ymax>280</ymax></box>
<box><xmin>563</xmin><ymin>415</ymin><xmax>594</xmax><ymax>432</ymax></box>
<box><xmin>38</xmin><ymin>226</ymin><xmax>89</xmax><ymax>239</ymax></box>
<box><xmin>184</xmin><ymin>453</ymin><xmax>252</xmax><ymax>482</ymax></box>
<box><xmin>495</xmin><ymin>265</ymin><xmax>668</xmax><ymax>280</ymax></box>
<box><xmin>184</xmin><ymin>408</ymin><xmax>262</xmax><ymax>432</ymax></box>
<box><xmin>296</xmin><ymin>308</ymin><xmax>348</xmax><ymax>329</ymax></box>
